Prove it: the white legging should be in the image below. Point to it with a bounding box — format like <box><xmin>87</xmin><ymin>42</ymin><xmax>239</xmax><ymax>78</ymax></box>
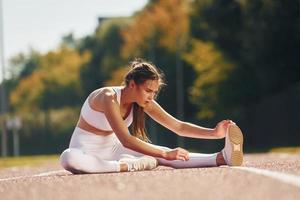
<box><xmin>60</xmin><ymin>127</ymin><xmax>218</xmax><ymax>173</ymax></box>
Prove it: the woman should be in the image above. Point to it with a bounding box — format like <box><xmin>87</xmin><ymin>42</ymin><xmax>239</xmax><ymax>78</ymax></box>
<box><xmin>60</xmin><ymin>59</ymin><xmax>244</xmax><ymax>173</ymax></box>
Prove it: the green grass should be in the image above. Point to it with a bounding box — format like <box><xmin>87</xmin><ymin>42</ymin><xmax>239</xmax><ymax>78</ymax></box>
<box><xmin>0</xmin><ymin>155</ymin><xmax>59</xmax><ymax>169</ymax></box>
<box><xmin>269</xmin><ymin>146</ymin><xmax>300</xmax><ymax>153</ymax></box>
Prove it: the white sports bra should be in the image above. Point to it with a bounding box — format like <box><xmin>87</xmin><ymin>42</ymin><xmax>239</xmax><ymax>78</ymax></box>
<box><xmin>80</xmin><ymin>87</ymin><xmax>133</xmax><ymax>131</ymax></box>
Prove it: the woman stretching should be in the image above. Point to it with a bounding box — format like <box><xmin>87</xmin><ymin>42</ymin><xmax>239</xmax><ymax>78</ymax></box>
<box><xmin>60</xmin><ymin>60</ymin><xmax>244</xmax><ymax>173</ymax></box>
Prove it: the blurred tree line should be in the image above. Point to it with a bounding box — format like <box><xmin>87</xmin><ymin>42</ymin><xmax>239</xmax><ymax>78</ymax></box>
<box><xmin>1</xmin><ymin>0</ymin><xmax>299</xmax><ymax>155</ymax></box>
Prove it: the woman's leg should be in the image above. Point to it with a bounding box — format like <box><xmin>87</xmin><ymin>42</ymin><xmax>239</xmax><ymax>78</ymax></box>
<box><xmin>60</xmin><ymin>148</ymin><xmax>121</xmax><ymax>173</ymax></box>
<box><xmin>115</xmin><ymin>142</ymin><xmax>219</xmax><ymax>168</ymax></box>
<box><xmin>115</xmin><ymin>124</ymin><xmax>244</xmax><ymax>168</ymax></box>
<box><xmin>159</xmin><ymin>152</ymin><xmax>218</xmax><ymax>168</ymax></box>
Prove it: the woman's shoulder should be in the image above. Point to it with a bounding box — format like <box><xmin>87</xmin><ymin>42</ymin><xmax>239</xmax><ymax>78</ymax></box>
<box><xmin>89</xmin><ymin>86</ymin><xmax>120</xmax><ymax>102</ymax></box>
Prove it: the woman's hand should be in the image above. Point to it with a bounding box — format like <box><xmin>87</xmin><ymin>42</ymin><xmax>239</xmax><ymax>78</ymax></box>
<box><xmin>164</xmin><ymin>147</ymin><xmax>190</xmax><ymax>161</ymax></box>
<box><xmin>214</xmin><ymin>119</ymin><xmax>236</xmax><ymax>139</ymax></box>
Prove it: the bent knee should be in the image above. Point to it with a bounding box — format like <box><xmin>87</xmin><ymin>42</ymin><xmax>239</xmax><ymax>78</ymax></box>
<box><xmin>60</xmin><ymin>148</ymin><xmax>83</xmax><ymax>171</ymax></box>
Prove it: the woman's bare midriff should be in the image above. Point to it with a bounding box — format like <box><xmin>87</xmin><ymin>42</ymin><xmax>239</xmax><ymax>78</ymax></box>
<box><xmin>76</xmin><ymin>115</ymin><xmax>113</xmax><ymax>136</ymax></box>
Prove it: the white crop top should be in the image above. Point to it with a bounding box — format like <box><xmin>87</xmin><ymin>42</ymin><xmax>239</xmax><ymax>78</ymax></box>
<box><xmin>80</xmin><ymin>87</ymin><xmax>133</xmax><ymax>131</ymax></box>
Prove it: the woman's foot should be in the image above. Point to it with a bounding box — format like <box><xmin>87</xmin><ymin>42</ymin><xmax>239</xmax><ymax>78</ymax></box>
<box><xmin>120</xmin><ymin>156</ymin><xmax>158</xmax><ymax>172</ymax></box>
<box><xmin>221</xmin><ymin>124</ymin><xmax>244</xmax><ymax>166</ymax></box>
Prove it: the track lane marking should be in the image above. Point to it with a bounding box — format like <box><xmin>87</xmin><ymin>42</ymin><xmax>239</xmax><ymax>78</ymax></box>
<box><xmin>0</xmin><ymin>170</ymin><xmax>66</xmax><ymax>182</ymax></box>
<box><xmin>1</xmin><ymin>167</ymin><xmax>300</xmax><ymax>189</ymax></box>
<box><xmin>234</xmin><ymin>166</ymin><xmax>300</xmax><ymax>188</ymax></box>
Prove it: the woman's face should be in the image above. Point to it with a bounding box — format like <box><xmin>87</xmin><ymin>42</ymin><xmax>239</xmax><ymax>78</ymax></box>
<box><xmin>134</xmin><ymin>79</ymin><xmax>159</xmax><ymax>107</ymax></box>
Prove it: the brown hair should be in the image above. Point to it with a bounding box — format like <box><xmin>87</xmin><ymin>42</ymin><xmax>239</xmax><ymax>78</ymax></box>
<box><xmin>123</xmin><ymin>59</ymin><xmax>165</xmax><ymax>142</ymax></box>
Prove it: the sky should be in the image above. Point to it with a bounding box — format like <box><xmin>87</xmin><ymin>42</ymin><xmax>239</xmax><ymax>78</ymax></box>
<box><xmin>0</xmin><ymin>0</ymin><xmax>148</xmax><ymax>80</ymax></box>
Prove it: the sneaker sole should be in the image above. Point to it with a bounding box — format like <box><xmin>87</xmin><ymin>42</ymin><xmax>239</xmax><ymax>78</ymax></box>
<box><xmin>228</xmin><ymin>124</ymin><xmax>244</xmax><ymax>166</ymax></box>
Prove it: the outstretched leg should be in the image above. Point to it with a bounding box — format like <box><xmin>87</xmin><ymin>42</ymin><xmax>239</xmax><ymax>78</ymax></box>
<box><xmin>114</xmin><ymin>124</ymin><xmax>244</xmax><ymax>168</ymax></box>
<box><xmin>115</xmin><ymin>143</ymin><xmax>219</xmax><ymax>168</ymax></box>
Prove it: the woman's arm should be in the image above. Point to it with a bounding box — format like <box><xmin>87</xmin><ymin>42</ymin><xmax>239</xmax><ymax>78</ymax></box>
<box><xmin>101</xmin><ymin>91</ymin><xmax>189</xmax><ymax>161</ymax></box>
<box><xmin>144</xmin><ymin>100</ymin><xmax>231</xmax><ymax>139</ymax></box>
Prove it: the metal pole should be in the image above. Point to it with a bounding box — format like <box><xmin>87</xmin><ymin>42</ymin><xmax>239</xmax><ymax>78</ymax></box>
<box><xmin>0</xmin><ymin>0</ymin><xmax>8</xmax><ymax>157</ymax></box>
<box><xmin>176</xmin><ymin>47</ymin><xmax>184</xmax><ymax>148</ymax></box>
<box><xmin>175</xmin><ymin>12</ymin><xmax>185</xmax><ymax>147</ymax></box>
<box><xmin>13</xmin><ymin>128</ymin><xmax>19</xmax><ymax>156</ymax></box>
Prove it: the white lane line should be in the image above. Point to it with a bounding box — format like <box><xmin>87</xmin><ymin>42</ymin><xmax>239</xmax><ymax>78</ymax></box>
<box><xmin>0</xmin><ymin>175</ymin><xmax>32</xmax><ymax>182</ymax></box>
<box><xmin>2</xmin><ymin>167</ymin><xmax>300</xmax><ymax>189</ymax></box>
<box><xmin>234</xmin><ymin>167</ymin><xmax>300</xmax><ymax>188</ymax></box>
<box><xmin>32</xmin><ymin>170</ymin><xmax>66</xmax><ymax>177</ymax></box>
<box><xmin>0</xmin><ymin>170</ymin><xmax>67</xmax><ymax>182</ymax></box>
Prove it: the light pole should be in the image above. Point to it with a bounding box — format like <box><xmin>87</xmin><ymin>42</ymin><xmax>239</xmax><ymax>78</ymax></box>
<box><xmin>176</xmin><ymin>45</ymin><xmax>184</xmax><ymax>148</ymax></box>
<box><xmin>0</xmin><ymin>0</ymin><xmax>8</xmax><ymax>157</ymax></box>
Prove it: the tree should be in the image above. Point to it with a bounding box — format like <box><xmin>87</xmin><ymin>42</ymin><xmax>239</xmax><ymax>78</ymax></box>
<box><xmin>184</xmin><ymin>39</ymin><xmax>235</xmax><ymax>119</ymax></box>
<box><xmin>79</xmin><ymin>18</ymin><xmax>129</xmax><ymax>96</ymax></box>
<box><xmin>10</xmin><ymin>47</ymin><xmax>90</xmax><ymax>112</ymax></box>
<box><xmin>121</xmin><ymin>0</ymin><xmax>189</xmax><ymax>57</ymax></box>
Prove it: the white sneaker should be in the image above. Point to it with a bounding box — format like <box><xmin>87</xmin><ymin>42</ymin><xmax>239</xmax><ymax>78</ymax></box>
<box><xmin>221</xmin><ymin>124</ymin><xmax>244</xmax><ymax>166</ymax></box>
<box><xmin>120</xmin><ymin>156</ymin><xmax>158</xmax><ymax>172</ymax></box>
